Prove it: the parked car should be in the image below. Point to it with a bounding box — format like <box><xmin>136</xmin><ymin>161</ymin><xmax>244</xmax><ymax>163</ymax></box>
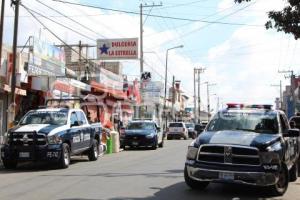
<box><xmin>185</xmin><ymin>123</ymin><xmax>197</xmax><ymax>139</ymax></box>
<box><xmin>1</xmin><ymin>108</ymin><xmax>102</xmax><ymax>169</ymax></box>
<box><xmin>194</xmin><ymin>123</ymin><xmax>206</xmax><ymax>136</ymax></box>
<box><xmin>167</xmin><ymin>122</ymin><xmax>188</xmax><ymax>140</ymax></box>
<box><xmin>185</xmin><ymin>104</ymin><xmax>300</xmax><ymax>196</ymax></box>
<box><xmin>121</xmin><ymin>121</ymin><xmax>163</xmax><ymax>150</ymax></box>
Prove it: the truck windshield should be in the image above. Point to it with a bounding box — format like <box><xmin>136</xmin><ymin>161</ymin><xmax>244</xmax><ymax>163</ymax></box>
<box><xmin>20</xmin><ymin>110</ymin><xmax>68</xmax><ymax>125</ymax></box>
<box><xmin>207</xmin><ymin>111</ymin><xmax>278</xmax><ymax>134</ymax></box>
<box><xmin>127</xmin><ymin>122</ymin><xmax>154</xmax><ymax>130</ymax></box>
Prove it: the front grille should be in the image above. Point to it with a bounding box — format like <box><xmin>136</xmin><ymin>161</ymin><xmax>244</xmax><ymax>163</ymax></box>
<box><xmin>125</xmin><ymin>135</ymin><xmax>146</xmax><ymax>140</ymax></box>
<box><xmin>197</xmin><ymin>145</ymin><xmax>260</xmax><ymax>166</ymax></box>
<box><xmin>11</xmin><ymin>132</ymin><xmax>47</xmax><ymax>146</ymax></box>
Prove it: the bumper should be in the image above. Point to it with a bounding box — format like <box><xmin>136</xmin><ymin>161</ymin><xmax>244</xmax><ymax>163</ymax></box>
<box><xmin>1</xmin><ymin>144</ymin><xmax>63</xmax><ymax>162</ymax></box>
<box><xmin>185</xmin><ymin>163</ymin><xmax>277</xmax><ymax>186</ymax></box>
<box><xmin>123</xmin><ymin>138</ymin><xmax>156</xmax><ymax>147</ymax></box>
<box><xmin>168</xmin><ymin>132</ymin><xmax>185</xmax><ymax>137</ymax></box>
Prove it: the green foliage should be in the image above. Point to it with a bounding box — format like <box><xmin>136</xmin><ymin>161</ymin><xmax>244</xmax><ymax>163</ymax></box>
<box><xmin>235</xmin><ymin>0</ymin><xmax>300</xmax><ymax>39</ymax></box>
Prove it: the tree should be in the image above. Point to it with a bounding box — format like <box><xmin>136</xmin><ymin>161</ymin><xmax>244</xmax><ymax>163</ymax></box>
<box><xmin>235</xmin><ymin>0</ymin><xmax>300</xmax><ymax>39</ymax></box>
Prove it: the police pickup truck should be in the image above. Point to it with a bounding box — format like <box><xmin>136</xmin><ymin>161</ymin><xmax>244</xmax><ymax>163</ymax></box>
<box><xmin>185</xmin><ymin>104</ymin><xmax>300</xmax><ymax>196</ymax></box>
<box><xmin>1</xmin><ymin>108</ymin><xmax>101</xmax><ymax>169</ymax></box>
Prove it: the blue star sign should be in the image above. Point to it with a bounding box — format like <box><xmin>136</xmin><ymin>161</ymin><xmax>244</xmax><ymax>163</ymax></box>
<box><xmin>99</xmin><ymin>44</ymin><xmax>109</xmax><ymax>55</ymax></box>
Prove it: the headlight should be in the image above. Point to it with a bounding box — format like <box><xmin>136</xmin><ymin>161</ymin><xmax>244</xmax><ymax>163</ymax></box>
<box><xmin>47</xmin><ymin>135</ymin><xmax>62</xmax><ymax>144</ymax></box>
<box><xmin>3</xmin><ymin>132</ymin><xmax>11</xmax><ymax>144</ymax></box>
<box><xmin>187</xmin><ymin>146</ymin><xmax>198</xmax><ymax>160</ymax></box>
<box><xmin>146</xmin><ymin>133</ymin><xmax>155</xmax><ymax>138</ymax></box>
<box><xmin>266</xmin><ymin>142</ymin><xmax>281</xmax><ymax>152</ymax></box>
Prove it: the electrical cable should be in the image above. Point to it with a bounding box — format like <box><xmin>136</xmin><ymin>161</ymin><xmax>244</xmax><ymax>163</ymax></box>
<box><xmin>20</xmin><ymin>3</ymin><xmax>96</xmax><ymax>71</ymax></box>
<box><xmin>22</xmin><ymin>5</ymin><xmax>95</xmax><ymax>42</ymax></box>
<box><xmin>35</xmin><ymin>0</ymin><xmax>106</xmax><ymax>39</ymax></box>
<box><xmin>51</xmin><ymin>0</ymin><xmax>263</xmax><ymax>27</ymax></box>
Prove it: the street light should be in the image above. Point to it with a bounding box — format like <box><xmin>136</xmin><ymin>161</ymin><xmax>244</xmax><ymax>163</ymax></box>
<box><xmin>163</xmin><ymin>45</ymin><xmax>183</xmax><ymax>130</ymax></box>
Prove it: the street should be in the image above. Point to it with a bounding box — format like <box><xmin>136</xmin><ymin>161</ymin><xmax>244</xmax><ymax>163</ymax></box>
<box><xmin>0</xmin><ymin>140</ymin><xmax>299</xmax><ymax>200</ymax></box>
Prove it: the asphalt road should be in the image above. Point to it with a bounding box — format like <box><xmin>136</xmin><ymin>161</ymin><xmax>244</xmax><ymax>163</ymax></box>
<box><xmin>1</xmin><ymin>140</ymin><xmax>300</xmax><ymax>200</ymax></box>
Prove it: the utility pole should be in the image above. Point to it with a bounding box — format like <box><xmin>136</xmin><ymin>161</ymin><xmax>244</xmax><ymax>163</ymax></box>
<box><xmin>9</xmin><ymin>0</ymin><xmax>20</xmax><ymax>125</ymax></box>
<box><xmin>0</xmin><ymin>0</ymin><xmax>5</xmax><ymax>69</ymax></box>
<box><xmin>171</xmin><ymin>76</ymin><xmax>175</xmax><ymax>121</ymax></box>
<box><xmin>204</xmin><ymin>82</ymin><xmax>216</xmax><ymax>121</ymax></box>
<box><xmin>279</xmin><ymin>70</ymin><xmax>295</xmax><ymax>116</ymax></box>
<box><xmin>139</xmin><ymin>3</ymin><xmax>162</xmax><ymax>119</ymax></box>
<box><xmin>194</xmin><ymin>67</ymin><xmax>205</xmax><ymax>123</ymax></box>
<box><xmin>271</xmin><ymin>80</ymin><xmax>283</xmax><ymax>109</ymax></box>
<box><xmin>193</xmin><ymin>69</ymin><xmax>196</xmax><ymax>123</ymax></box>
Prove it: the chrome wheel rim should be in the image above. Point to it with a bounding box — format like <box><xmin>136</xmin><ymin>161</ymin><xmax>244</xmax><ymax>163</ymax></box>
<box><xmin>94</xmin><ymin>145</ymin><xmax>98</xmax><ymax>157</ymax></box>
<box><xmin>64</xmin><ymin>149</ymin><xmax>70</xmax><ymax>165</ymax></box>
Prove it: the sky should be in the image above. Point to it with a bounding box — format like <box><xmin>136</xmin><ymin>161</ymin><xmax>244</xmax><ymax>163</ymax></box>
<box><xmin>2</xmin><ymin>0</ymin><xmax>300</xmax><ymax>112</ymax></box>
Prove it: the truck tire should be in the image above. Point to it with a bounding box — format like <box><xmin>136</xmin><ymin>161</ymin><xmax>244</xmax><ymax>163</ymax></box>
<box><xmin>290</xmin><ymin>162</ymin><xmax>298</xmax><ymax>182</ymax></box>
<box><xmin>88</xmin><ymin>139</ymin><xmax>99</xmax><ymax>161</ymax></box>
<box><xmin>151</xmin><ymin>138</ymin><xmax>158</xmax><ymax>150</ymax></box>
<box><xmin>184</xmin><ymin>166</ymin><xmax>209</xmax><ymax>190</ymax></box>
<box><xmin>58</xmin><ymin>143</ymin><xmax>70</xmax><ymax>169</ymax></box>
<box><xmin>268</xmin><ymin>163</ymin><xmax>289</xmax><ymax>196</ymax></box>
<box><xmin>2</xmin><ymin>160</ymin><xmax>17</xmax><ymax>169</ymax></box>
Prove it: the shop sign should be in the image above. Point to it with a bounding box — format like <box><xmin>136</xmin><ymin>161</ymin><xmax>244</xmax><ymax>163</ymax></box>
<box><xmin>28</xmin><ymin>37</ymin><xmax>66</xmax><ymax>76</ymax></box>
<box><xmin>97</xmin><ymin>38</ymin><xmax>138</xmax><ymax>60</ymax></box>
<box><xmin>3</xmin><ymin>84</ymin><xmax>27</xmax><ymax>96</ymax></box>
<box><xmin>99</xmin><ymin>68</ymin><xmax>123</xmax><ymax>90</ymax></box>
<box><xmin>58</xmin><ymin>78</ymin><xmax>91</xmax><ymax>91</ymax></box>
<box><xmin>141</xmin><ymin>81</ymin><xmax>163</xmax><ymax>104</ymax></box>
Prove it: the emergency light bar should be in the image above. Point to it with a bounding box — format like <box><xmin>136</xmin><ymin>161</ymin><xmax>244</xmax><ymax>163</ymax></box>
<box><xmin>226</xmin><ymin>103</ymin><xmax>273</xmax><ymax>110</ymax></box>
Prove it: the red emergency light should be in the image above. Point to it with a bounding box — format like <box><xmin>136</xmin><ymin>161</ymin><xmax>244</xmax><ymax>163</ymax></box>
<box><xmin>226</xmin><ymin>103</ymin><xmax>244</xmax><ymax>109</ymax></box>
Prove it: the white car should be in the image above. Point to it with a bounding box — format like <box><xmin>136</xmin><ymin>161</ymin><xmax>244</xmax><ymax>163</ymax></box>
<box><xmin>167</xmin><ymin>122</ymin><xmax>188</xmax><ymax>140</ymax></box>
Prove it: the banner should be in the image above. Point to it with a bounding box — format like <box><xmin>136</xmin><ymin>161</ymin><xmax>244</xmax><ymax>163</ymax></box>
<box><xmin>141</xmin><ymin>81</ymin><xmax>164</xmax><ymax>104</ymax></box>
<box><xmin>97</xmin><ymin>38</ymin><xmax>138</xmax><ymax>60</ymax></box>
<box><xmin>99</xmin><ymin>68</ymin><xmax>124</xmax><ymax>90</ymax></box>
<box><xmin>28</xmin><ymin>37</ymin><xmax>66</xmax><ymax>76</ymax></box>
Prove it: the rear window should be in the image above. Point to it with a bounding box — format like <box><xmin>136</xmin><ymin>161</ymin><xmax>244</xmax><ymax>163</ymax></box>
<box><xmin>169</xmin><ymin>123</ymin><xmax>183</xmax><ymax>127</ymax></box>
<box><xmin>185</xmin><ymin>123</ymin><xmax>194</xmax><ymax>128</ymax></box>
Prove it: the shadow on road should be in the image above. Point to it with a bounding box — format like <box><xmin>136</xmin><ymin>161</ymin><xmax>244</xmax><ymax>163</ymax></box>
<box><xmin>0</xmin><ymin>157</ymin><xmax>90</xmax><ymax>174</ymax></box>
<box><xmin>57</xmin><ymin>182</ymin><xmax>281</xmax><ymax>200</ymax></box>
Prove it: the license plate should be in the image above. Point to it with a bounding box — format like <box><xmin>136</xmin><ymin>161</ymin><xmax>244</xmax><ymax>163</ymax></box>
<box><xmin>132</xmin><ymin>142</ymin><xmax>139</xmax><ymax>146</ymax></box>
<box><xmin>219</xmin><ymin>172</ymin><xmax>234</xmax><ymax>180</ymax></box>
<box><xmin>19</xmin><ymin>152</ymin><xmax>30</xmax><ymax>158</ymax></box>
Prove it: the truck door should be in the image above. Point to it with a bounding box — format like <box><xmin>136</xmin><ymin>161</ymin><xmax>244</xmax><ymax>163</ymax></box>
<box><xmin>280</xmin><ymin>114</ymin><xmax>297</xmax><ymax>164</ymax></box>
<box><xmin>76</xmin><ymin>111</ymin><xmax>92</xmax><ymax>149</ymax></box>
<box><xmin>70</xmin><ymin>111</ymin><xmax>83</xmax><ymax>151</ymax></box>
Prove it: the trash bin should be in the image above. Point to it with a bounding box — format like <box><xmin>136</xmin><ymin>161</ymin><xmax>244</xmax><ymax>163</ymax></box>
<box><xmin>111</xmin><ymin>131</ymin><xmax>120</xmax><ymax>153</ymax></box>
<box><xmin>106</xmin><ymin>136</ymin><xmax>113</xmax><ymax>154</ymax></box>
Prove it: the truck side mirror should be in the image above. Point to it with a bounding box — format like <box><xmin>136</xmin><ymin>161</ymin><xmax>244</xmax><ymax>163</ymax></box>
<box><xmin>290</xmin><ymin>121</ymin><xmax>296</xmax><ymax>129</ymax></box>
<box><xmin>283</xmin><ymin>129</ymin><xmax>300</xmax><ymax>137</ymax></box>
<box><xmin>157</xmin><ymin>127</ymin><xmax>161</xmax><ymax>132</ymax></box>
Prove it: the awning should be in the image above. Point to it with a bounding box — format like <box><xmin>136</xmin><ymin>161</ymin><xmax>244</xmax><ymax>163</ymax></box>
<box><xmin>91</xmin><ymin>81</ymin><xmax>127</xmax><ymax>99</ymax></box>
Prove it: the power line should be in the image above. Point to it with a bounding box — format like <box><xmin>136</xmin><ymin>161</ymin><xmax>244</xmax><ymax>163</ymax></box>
<box><xmin>35</xmin><ymin>0</ymin><xmax>106</xmax><ymax>39</ymax></box>
<box><xmin>20</xmin><ymin>3</ymin><xmax>94</xmax><ymax>69</ymax></box>
<box><xmin>149</xmin><ymin>0</ymin><xmax>259</xmax><ymax>49</ymax></box>
<box><xmin>22</xmin><ymin>4</ymin><xmax>95</xmax><ymax>42</ymax></box>
<box><xmin>51</xmin><ymin>0</ymin><xmax>263</xmax><ymax>27</ymax></box>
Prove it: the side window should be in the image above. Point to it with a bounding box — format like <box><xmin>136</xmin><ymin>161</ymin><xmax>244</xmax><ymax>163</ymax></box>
<box><xmin>70</xmin><ymin>112</ymin><xmax>78</xmax><ymax>125</ymax></box>
<box><xmin>280</xmin><ymin>114</ymin><xmax>288</xmax><ymax>133</ymax></box>
<box><xmin>77</xmin><ymin>111</ymin><xmax>87</xmax><ymax>125</ymax></box>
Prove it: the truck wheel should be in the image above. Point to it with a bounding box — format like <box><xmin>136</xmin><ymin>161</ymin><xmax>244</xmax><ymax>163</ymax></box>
<box><xmin>269</xmin><ymin>163</ymin><xmax>289</xmax><ymax>196</ymax></box>
<box><xmin>3</xmin><ymin>160</ymin><xmax>17</xmax><ymax>169</ymax></box>
<box><xmin>59</xmin><ymin>143</ymin><xmax>70</xmax><ymax>169</ymax></box>
<box><xmin>184</xmin><ymin>166</ymin><xmax>209</xmax><ymax>190</ymax></box>
<box><xmin>88</xmin><ymin>139</ymin><xmax>99</xmax><ymax>161</ymax></box>
<box><xmin>290</xmin><ymin>162</ymin><xmax>298</xmax><ymax>182</ymax></box>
